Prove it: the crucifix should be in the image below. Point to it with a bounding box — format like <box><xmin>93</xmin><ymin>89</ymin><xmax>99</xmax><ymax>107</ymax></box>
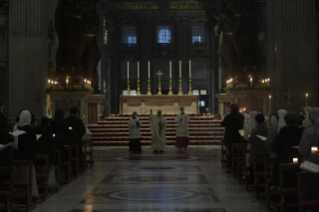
<box><xmin>157</xmin><ymin>70</ymin><xmax>163</xmax><ymax>95</ymax></box>
<box><xmin>284</xmin><ymin>88</ymin><xmax>294</xmax><ymax>108</ymax></box>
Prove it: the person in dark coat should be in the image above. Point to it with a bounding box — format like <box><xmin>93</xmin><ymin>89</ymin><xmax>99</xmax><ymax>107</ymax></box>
<box><xmin>64</xmin><ymin>107</ymin><xmax>86</xmax><ymax>169</ymax></box>
<box><xmin>270</xmin><ymin>112</ymin><xmax>304</xmax><ymax>189</ymax></box>
<box><xmin>248</xmin><ymin>114</ymin><xmax>268</xmax><ymax>180</ymax></box>
<box><xmin>51</xmin><ymin>109</ymin><xmax>68</xmax><ymax>162</ymax></box>
<box><xmin>34</xmin><ymin>117</ymin><xmax>50</xmax><ymax>135</ymax></box>
<box><xmin>221</xmin><ymin>104</ymin><xmax>245</xmax><ymax>158</ymax></box>
<box><xmin>0</xmin><ymin>100</ymin><xmax>14</xmax><ymax>189</ymax></box>
<box><xmin>35</xmin><ymin>117</ymin><xmax>56</xmax><ymax>164</ymax></box>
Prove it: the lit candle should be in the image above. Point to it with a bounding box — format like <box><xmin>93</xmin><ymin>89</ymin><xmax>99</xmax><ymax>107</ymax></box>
<box><xmin>148</xmin><ymin>61</ymin><xmax>150</xmax><ymax>79</ymax></box>
<box><xmin>48</xmin><ymin>79</ymin><xmax>51</xmax><ymax>88</ymax></box>
<box><xmin>262</xmin><ymin>80</ymin><xmax>265</xmax><ymax>84</ymax></box>
<box><xmin>55</xmin><ymin>81</ymin><xmax>57</xmax><ymax>85</ymax></box>
<box><xmin>127</xmin><ymin>61</ymin><xmax>129</xmax><ymax>79</ymax></box>
<box><xmin>306</xmin><ymin>93</ymin><xmax>308</xmax><ymax>107</ymax></box>
<box><xmin>189</xmin><ymin>60</ymin><xmax>192</xmax><ymax>78</ymax></box>
<box><xmin>311</xmin><ymin>147</ymin><xmax>318</xmax><ymax>154</ymax></box>
<box><xmin>293</xmin><ymin>158</ymin><xmax>298</xmax><ymax>164</ymax></box>
<box><xmin>269</xmin><ymin>95</ymin><xmax>272</xmax><ymax>111</ymax></box>
<box><xmin>250</xmin><ymin>78</ymin><xmax>253</xmax><ymax>87</ymax></box>
<box><xmin>179</xmin><ymin>60</ymin><xmax>182</xmax><ymax>78</ymax></box>
<box><xmin>244</xmin><ymin>107</ymin><xmax>246</xmax><ymax>112</ymax></box>
<box><xmin>69</xmin><ymin>127</ymin><xmax>72</xmax><ymax>130</ymax></box>
<box><xmin>66</xmin><ymin>78</ymin><xmax>69</xmax><ymax>88</ymax></box>
<box><xmin>169</xmin><ymin>61</ymin><xmax>172</xmax><ymax>78</ymax></box>
<box><xmin>268</xmin><ymin>78</ymin><xmax>270</xmax><ymax>86</ymax></box>
<box><xmin>137</xmin><ymin>61</ymin><xmax>140</xmax><ymax>79</ymax></box>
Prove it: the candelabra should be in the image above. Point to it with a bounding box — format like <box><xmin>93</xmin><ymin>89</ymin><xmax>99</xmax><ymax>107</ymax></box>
<box><xmin>137</xmin><ymin>79</ymin><xmax>141</xmax><ymax>95</ymax></box>
<box><xmin>168</xmin><ymin>78</ymin><xmax>173</xmax><ymax>95</ymax></box>
<box><xmin>178</xmin><ymin>78</ymin><xmax>183</xmax><ymax>95</ymax></box>
<box><xmin>188</xmin><ymin>78</ymin><xmax>192</xmax><ymax>95</ymax></box>
<box><xmin>127</xmin><ymin>79</ymin><xmax>131</xmax><ymax>96</ymax></box>
<box><xmin>147</xmin><ymin>79</ymin><xmax>152</xmax><ymax>95</ymax></box>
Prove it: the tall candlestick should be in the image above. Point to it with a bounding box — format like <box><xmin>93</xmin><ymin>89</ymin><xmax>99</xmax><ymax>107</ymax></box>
<box><xmin>127</xmin><ymin>61</ymin><xmax>129</xmax><ymax>79</ymax></box>
<box><xmin>169</xmin><ymin>61</ymin><xmax>172</xmax><ymax>78</ymax></box>
<box><xmin>306</xmin><ymin>93</ymin><xmax>308</xmax><ymax>106</ymax></box>
<box><xmin>189</xmin><ymin>60</ymin><xmax>192</xmax><ymax>78</ymax></box>
<box><xmin>66</xmin><ymin>78</ymin><xmax>69</xmax><ymax>88</ymax></box>
<box><xmin>179</xmin><ymin>60</ymin><xmax>182</xmax><ymax>78</ymax></box>
<box><xmin>250</xmin><ymin>78</ymin><xmax>253</xmax><ymax>87</ymax></box>
<box><xmin>137</xmin><ymin>61</ymin><xmax>140</xmax><ymax>79</ymax></box>
<box><xmin>148</xmin><ymin>61</ymin><xmax>150</xmax><ymax>79</ymax></box>
<box><xmin>269</xmin><ymin>95</ymin><xmax>272</xmax><ymax>111</ymax></box>
<box><xmin>48</xmin><ymin>79</ymin><xmax>51</xmax><ymax>88</ymax></box>
<box><xmin>268</xmin><ymin>78</ymin><xmax>270</xmax><ymax>87</ymax></box>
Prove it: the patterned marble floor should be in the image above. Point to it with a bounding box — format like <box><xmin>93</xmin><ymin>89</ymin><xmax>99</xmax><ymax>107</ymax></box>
<box><xmin>31</xmin><ymin>146</ymin><xmax>269</xmax><ymax>212</ymax></box>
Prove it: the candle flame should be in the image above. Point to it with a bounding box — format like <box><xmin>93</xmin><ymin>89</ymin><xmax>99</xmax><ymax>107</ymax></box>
<box><xmin>48</xmin><ymin>79</ymin><xmax>50</xmax><ymax>83</ymax></box>
<box><xmin>306</xmin><ymin>93</ymin><xmax>308</xmax><ymax>97</ymax></box>
<box><xmin>269</xmin><ymin>95</ymin><xmax>272</xmax><ymax>99</ymax></box>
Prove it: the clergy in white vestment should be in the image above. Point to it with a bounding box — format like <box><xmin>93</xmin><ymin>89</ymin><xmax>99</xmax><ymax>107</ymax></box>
<box><xmin>265</xmin><ymin>110</ymin><xmax>278</xmax><ymax>128</ymax></box>
<box><xmin>302</xmin><ymin>106</ymin><xmax>312</xmax><ymax>128</ymax></box>
<box><xmin>175</xmin><ymin>107</ymin><xmax>190</xmax><ymax>150</ymax></box>
<box><xmin>149</xmin><ymin>110</ymin><xmax>167</xmax><ymax>153</ymax></box>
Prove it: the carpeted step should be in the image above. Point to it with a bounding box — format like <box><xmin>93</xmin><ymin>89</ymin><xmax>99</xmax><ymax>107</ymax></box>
<box><xmin>97</xmin><ymin>120</ymin><xmax>219</xmax><ymax>124</ymax></box>
<box><xmin>93</xmin><ymin>140</ymin><xmax>222</xmax><ymax>146</ymax></box>
<box><xmin>92</xmin><ymin>135</ymin><xmax>224</xmax><ymax>141</ymax></box>
<box><xmin>88</xmin><ymin>127</ymin><xmax>225</xmax><ymax>132</ymax></box>
<box><xmin>91</xmin><ymin>131</ymin><xmax>224</xmax><ymax>136</ymax></box>
<box><xmin>89</xmin><ymin>123</ymin><xmax>222</xmax><ymax>128</ymax></box>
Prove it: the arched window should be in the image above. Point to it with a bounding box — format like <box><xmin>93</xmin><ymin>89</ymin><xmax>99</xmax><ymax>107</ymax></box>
<box><xmin>157</xmin><ymin>26</ymin><xmax>172</xmax><ymax>44</ymax></box>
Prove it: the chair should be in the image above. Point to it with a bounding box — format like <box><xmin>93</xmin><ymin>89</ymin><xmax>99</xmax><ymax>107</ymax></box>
<box><xmin>262</xmin><ymin>157</ymin><xmax>278</xmax><ymax>209</ymax></box>
<box><xmin>235</xmin><ymin>145</ymin><xmax>247</xmax><ymax>180</ymax></box>
<box><xmin>35</xmin><ymin>154</ymin><xmax>51</xmax><ymax>201</ymax></box>
<box><xmin>12</xmin><ymin>160</ymin><xmax>36</xmax><ymax>212</ymax></box>
<box><xmin>0</xmin><ymin>167</ymin><xmax>17</xmax><ymax>212</ymax></box>
<box><xmin>297</xmin><ymin>172</ymin><xmax>319</xmax><ymax>212</ymax></box>
<box><xmin>63</xmin><ymin>145</ymin><xmax>74</xmax><ymax>184</ymax></box>
<box><xmin>239</xmin><ymin>148</ymin><xmax>251</xmax><ymax>189</ymax></box>
<box><xmin>71</xmin><ymin>144</ymin><xmax>80</xmax><ymax>177</ymax></box>
<box><xmin>84</xmin><ymin>139</ymin><xmax>94</xmax><ymax>169</ymax></box>
<box><xmin>231</xmin><ymin>143</ymin><xmax>245</xmax><ymax>177</ymax></box>
<box><xmin>250</xmin><ymin>152</ymin><xmax>270</xmax><ymax>197</ymax></box>
<box><xmin>54</xmin><ymin>150</ymin><xmax>62</xmax><ymax>190</ymax></box>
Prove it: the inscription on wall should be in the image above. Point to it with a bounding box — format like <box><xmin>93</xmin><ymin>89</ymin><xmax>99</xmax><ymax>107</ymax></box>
<box><xmin>110</xmin><ymin>1</ymin><xmax>218</xmax><ymax>10</ymax></box>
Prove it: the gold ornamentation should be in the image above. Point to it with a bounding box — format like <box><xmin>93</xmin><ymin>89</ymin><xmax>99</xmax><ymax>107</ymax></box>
<box><xmin>127</xmin><ymin>79</ymin><xmax>131</xmax><ymax>95</ymax></box>
<box><xmin>147</xmin><ymin>79</ymin><xmax>152</xmax><ymax>95</ymax></box>
<box><xmin>156</xmin><ymin>70</ymin><xmax>163</xmax><ymax>95</ymax></box>
<box><xmin>137</xmin><ymin>79</ymin><xmax>141</xmax><ymax>95</ymax></box>
<box><xmin>168</xmin><ymin>78</ymin><xmax>173</xmax><ymax>95</ymax></box>
<box><xmin>188</xmin><ymin>78</ymin><xmax>192</xmax><ymax>95</ymax></box>
<box><xmin>178</xmin><ymin>78</ymin><xmax>183</xmax><ymax>95</ymax></box>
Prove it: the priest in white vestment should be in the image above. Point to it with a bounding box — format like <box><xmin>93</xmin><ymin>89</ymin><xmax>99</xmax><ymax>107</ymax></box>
<box><xmin>175</xmin><ymin>107</ymin><xmax>190</xmax><ymax>150</ymax></box>
<box><xmin>149</xmin><ymin>110</ymin><xmax>167</xmax><ymax>153</ymax></box>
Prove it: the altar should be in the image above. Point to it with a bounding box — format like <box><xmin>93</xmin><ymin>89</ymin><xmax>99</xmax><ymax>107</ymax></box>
<box><xmin>120</xmin><ymin>95</ymin><xmax>199</xmax><ymax>114</ymax></box>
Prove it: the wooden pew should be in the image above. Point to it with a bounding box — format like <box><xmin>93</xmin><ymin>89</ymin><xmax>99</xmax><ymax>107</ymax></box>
<box><xmin>35</xmin><ymin>154</ymin><xmax>51</xmax><ymax>201</ymax></box>
<box><xmin>297</xmin><ymin>172</ymin><xmax>319</xmax><ymax>212</ymax></box>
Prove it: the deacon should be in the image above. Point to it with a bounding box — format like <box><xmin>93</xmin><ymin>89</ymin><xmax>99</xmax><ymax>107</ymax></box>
<box><xmin>128</xmin><ymin>112</ymin><xmax>142</xmax><ymax>153</ymax></box>
<box><xmin>149</xmin><ymin>109</ymin><xmax>167</xmax><ymax>153</ymax></box>
<box><xmin>175</xmin><ymin>107</ymin><xmax>190</xmax><ymax>150</ymax></box>
<box><xmin>265</xmin><ymin>110</ymin><xmax>277</xmax><ymax>128</ymax></box>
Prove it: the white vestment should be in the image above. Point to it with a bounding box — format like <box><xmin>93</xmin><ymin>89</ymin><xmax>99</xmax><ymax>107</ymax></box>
<box><xmin>175</xmin><ymin>113</ymin><xmax>189</xmax><ymax>137</ymax></box>
<box><xmin>265</xmin><ymin>115</ymin><xmax>277</xmax><ymax>128</ymax></box>
<box><xmin>149</xmin><ymin>114</ymin><xmax>167</xmax><ymax>151</ymax></box>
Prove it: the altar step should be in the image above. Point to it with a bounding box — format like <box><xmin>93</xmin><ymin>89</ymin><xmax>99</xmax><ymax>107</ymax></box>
<box><xmin>89</xmin><ymin>114</ymin><xmax>224</xmax><ymax>146</ymax></box>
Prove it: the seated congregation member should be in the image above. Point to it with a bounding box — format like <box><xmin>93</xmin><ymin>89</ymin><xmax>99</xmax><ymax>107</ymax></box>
<box><xmin>0</xmin><ymin>100</ymin><xmax>14</xmax><ymax>189</ymax></box>
<box><xmin>35</xmin><ymin>116</ymin><xmax>58</xmax><ymax>191</ymax></box>
<box><xmin>65</xmin><ymin>107</ymin><xmax>86</xmax><ymax>169</ymax></box>
<box><xmin>247</xmin><ymin>114</ymin><xmax>268</xmax><ymax>180</ymax></box>
<box><xmin>221</xmin><ymin>104</ymin><xmax>245</xmax><ymax>161</ymax></box>
<box><xmin>128</xmin><ymin>112</ymin><xmax>142</xmax><ymax>153</ymax></box>
<box><xmin>299</xmin><ymin>108</ymin><xmax>319</xmax><ymax>200</ymax></box>
<box><xmin>13</xmin><ymin>110</ymin><xmax>39</xmax><ymax>197</ymax></box>
<box><xmin>34</xmin><ymin>116</ymin><xmax>50</xmax><ymax>135</ymax></box>
<box><xmin>270</xmin><ymin>112</ymin><xmax>304</xmax><ymax>190</ymax></box>
<box><xmin>51</xmin><ymin>109</ymin><xmax>68</xmax><ymax>161</ymax></box>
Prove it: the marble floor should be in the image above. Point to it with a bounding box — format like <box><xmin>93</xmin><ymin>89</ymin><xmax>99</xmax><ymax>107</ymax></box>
<box><xmin>31</xmin><ymin>146</ymin><xmax>269</xmax><ymax>212</ymax></box>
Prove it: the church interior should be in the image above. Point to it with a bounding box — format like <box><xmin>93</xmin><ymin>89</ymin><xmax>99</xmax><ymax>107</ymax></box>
<box><xmin>0</xmin><ymin>0</ymin><xmax>319</xmax><ymax>211</ymax></box>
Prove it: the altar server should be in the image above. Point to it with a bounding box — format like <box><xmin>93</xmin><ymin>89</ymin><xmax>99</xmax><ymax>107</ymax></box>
<box><xmin>265</xmin><ymin>110</ymin><xmax>277</xmax><ymax>128</ymax></box>
<box><xmin>149</xmin><ymin>109</ymin><xmax>167</xmax><ymax>153</ymax></box>
<box><xmin>175</xmin><ymin>107</ymin><xmax>190</xmax><ymax>150</ymax></box>
<box><xmin>128</xmin><ymin>112</ymin><xmax>142</xmax><ymax>153</ymax></box>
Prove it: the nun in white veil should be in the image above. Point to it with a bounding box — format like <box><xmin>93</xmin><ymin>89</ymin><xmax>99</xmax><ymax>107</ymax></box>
<box><xmin>302</xmin><ymin>106</ymin><xmax>312</xmax><ymax>128</ymax></box>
